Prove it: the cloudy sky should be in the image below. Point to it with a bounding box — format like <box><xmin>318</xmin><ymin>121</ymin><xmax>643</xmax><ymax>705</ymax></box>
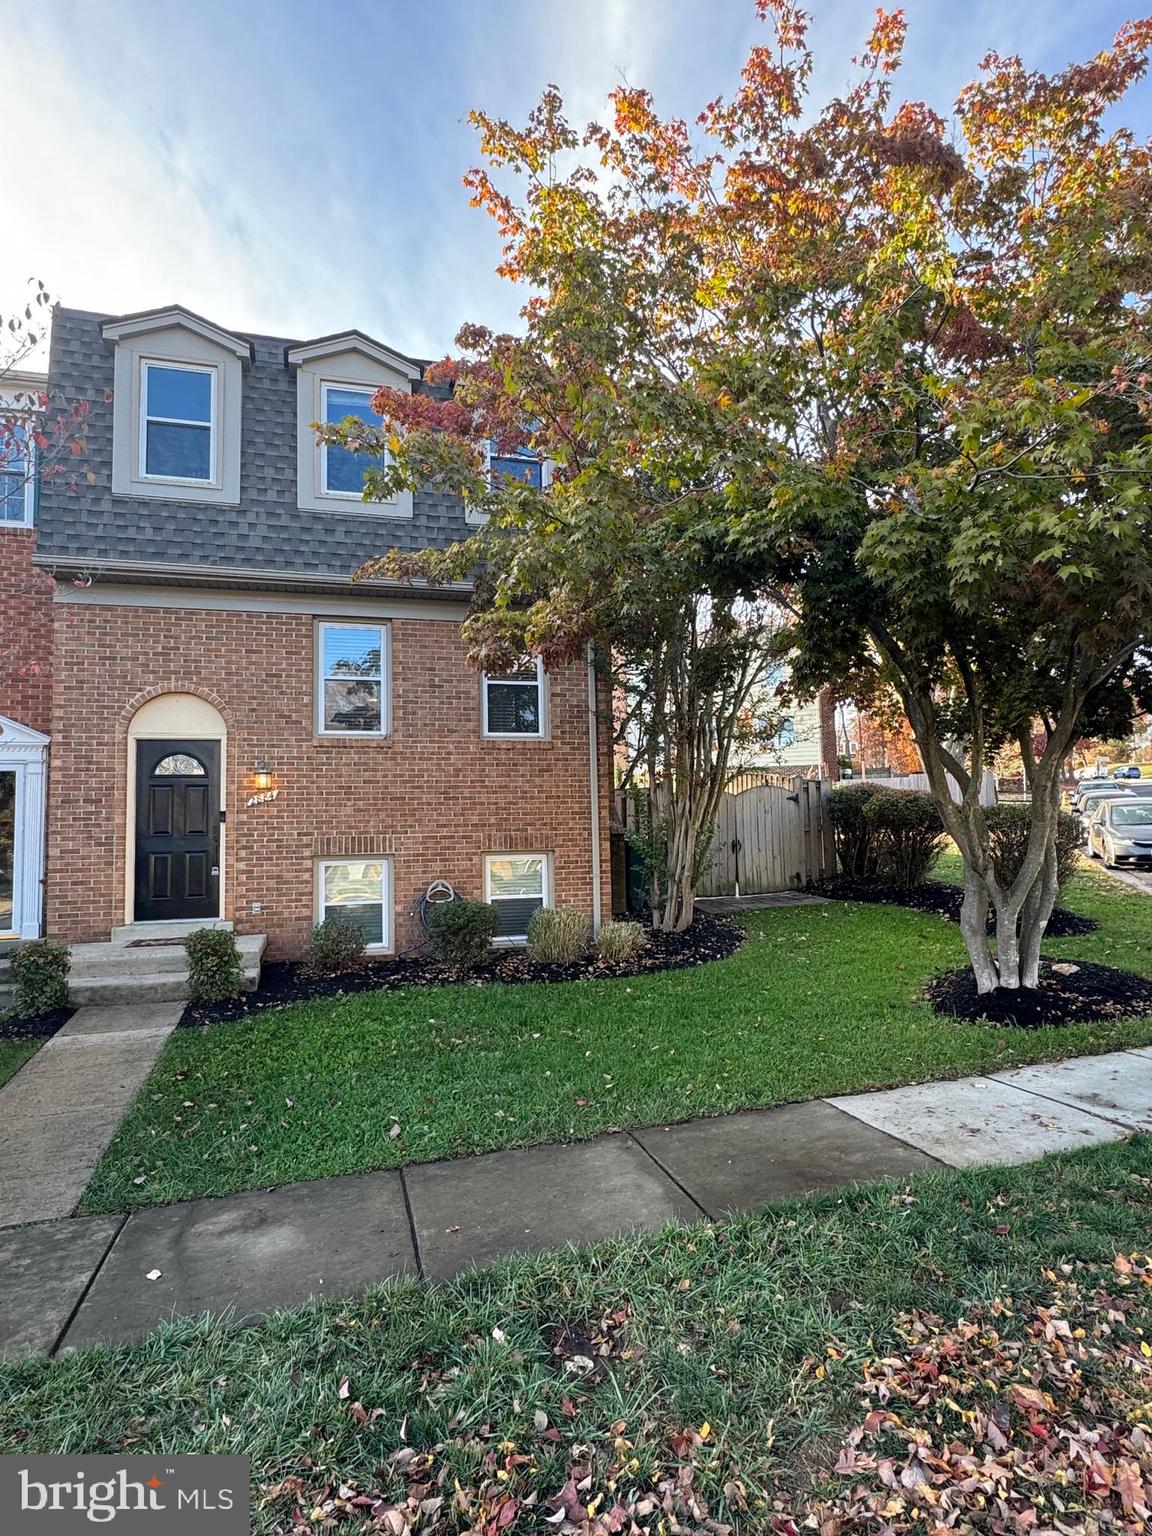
<box><xmin>5</xmin><ymin>1</ymin><xmax>1149</xmax><ymax>360</ymax></box>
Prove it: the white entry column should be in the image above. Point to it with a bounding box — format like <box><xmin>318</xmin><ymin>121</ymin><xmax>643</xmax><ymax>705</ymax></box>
<box><xmin>0</xmin><ymin>715</ymin><xmax>50</xmax><ymax>940</ymax></box>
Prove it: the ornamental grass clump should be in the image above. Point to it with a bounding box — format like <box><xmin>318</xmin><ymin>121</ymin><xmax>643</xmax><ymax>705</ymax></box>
<box><xmin>596</xmin><ymin>919</ymin><xmax>649</xmax><ymax>965</ymax></box>
<box><xmin>526</xmin><ymin>906</ymin><xmax>592</xmax><ymax>964</ymax></box>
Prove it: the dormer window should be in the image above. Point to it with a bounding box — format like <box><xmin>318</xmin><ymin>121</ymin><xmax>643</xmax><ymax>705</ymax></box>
<box><xmin>489</xmin><ymin>448</ymin><xmax>544</xmax><ymax>489</ymax></box>
<box><xmin>288</xmin><ymin>332</ymin><xmax>418</xmax><ymax>520</ymax></box>
<box><xmin>102</xmin><ymin>306</ymin><xmax>249</xmax><ymax>506</ymax></box>
<box><xmin>141</xmin><ymin>361</ymin><xmax>215</xmax><ymax>482</ymax></box>
<box><xmin>321</xmin><ymin>383</ymin><xmax>388</xmax><ymax>496</ymax></box>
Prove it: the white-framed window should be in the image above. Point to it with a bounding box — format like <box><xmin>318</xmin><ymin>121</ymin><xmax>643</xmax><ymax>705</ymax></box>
<box><xmin>321</xmin><ymin>382</ymin><xmax>388</xmax><ymax>498</ymax></box>
<box><xmin>139</xmin><ymin>359</ymin><xmax>216</xmax><ymax>483</ymax></box>
<box><xmin>488</xmin><ymin>443</ymin><xmax>545</xmax><ymax>489</ymax></box>
<box><xmin>468</xmin><ymin>443</ymin><xmax>548</xmax><ymax>525</ymax></box>
<box><xmin>316</xmin><ymin>621</ymin><xmax>389</xmax><ymax>736</ymax></box>
<box><xmin>482</xmin><ymin>658</ymin><xmax>546</xmax><ymax>738</ymax></box>
<box><xmin>316</xmin><ymin>857</ymin><xmax>392</xmax><ymax>950</ymax></box>
<box><xmin>484</xmin><ymin>852</ymin><xmax>552</xmax><ymax>943</ymax></box>
<box><xmin>0</xmin><ymin>422</ymin><xmax>34</xmax><ymax>527</ymax></box>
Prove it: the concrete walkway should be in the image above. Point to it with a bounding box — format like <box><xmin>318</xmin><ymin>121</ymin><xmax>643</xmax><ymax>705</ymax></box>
<box><xmin>1</xmin><ymin>1043</ymin><xmax>1149</xmax><ymax>1359</ymax></box>
<box><xmin>0</xmin><ymin>1003</ymin><xmax>182</xmax><ymax>1227</ymax></box>
<box><xmin>696</xmin><ymin>891</ymin><xmax>828</xmax><ymax>913</ymax></box>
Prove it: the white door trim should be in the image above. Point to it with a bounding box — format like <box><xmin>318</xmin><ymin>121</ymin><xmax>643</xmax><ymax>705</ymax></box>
<box><xmin>0</xmin><ymin>715</ymin><xmax>50</xmax><ymax>941</ymax></box>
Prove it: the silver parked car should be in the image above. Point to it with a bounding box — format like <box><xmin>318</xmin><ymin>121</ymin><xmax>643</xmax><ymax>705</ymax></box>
<box><xmin>1075</xmin><ymin>781</ymin><xmax>1152</xmax><ymax>817</ymax></box>
<box><xmin>1085</xmin><ymin>797</ymin><xmax>1152</xmax><ymax>866</ymax></box>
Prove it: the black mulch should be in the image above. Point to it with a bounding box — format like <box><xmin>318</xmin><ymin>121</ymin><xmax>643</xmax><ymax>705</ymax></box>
<box><xmin>179</xmin><ymin>910</ymin><xmax>745</xmax><ymax>1027</ymax></box>
<box><xmin>0</xmin><ymin>1006</ymin><xmax>74</xmax><ymax>1043</ymax></box>
<box><xmin>926</xmin><ymin>957</ymin><xmax>1152</xmax><ymax>1029</ymax></box>
<box><xmin>815</xmin><ymin>877</ymin><xmax>1098</xmax><ymax>937</ymax></box>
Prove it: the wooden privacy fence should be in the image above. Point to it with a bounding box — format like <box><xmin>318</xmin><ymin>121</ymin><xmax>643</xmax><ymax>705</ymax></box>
<box><xmin>698</xmin><ymin>774</ymin><xmax>836</xmax><ymax>895</ymax></box>
<box><xmin>613</xmin><ymin>774</ymin><xmax>836</xmax><ymax>903</ymax></box>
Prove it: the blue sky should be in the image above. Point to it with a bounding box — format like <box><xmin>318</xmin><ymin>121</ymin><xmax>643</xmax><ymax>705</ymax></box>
<box><xmin>7</xmin><ymin>1</ymin><xmax>1149</xmax><ymax>360</ymax></box>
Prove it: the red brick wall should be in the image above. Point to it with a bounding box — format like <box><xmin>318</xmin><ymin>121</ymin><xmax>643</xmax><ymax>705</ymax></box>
<box><xmin>0</xmin><ymin>530</ymin><xmax>54</xmax><ymax>734</ymax></box>
<box><xmin>47</xmin><ymin>599</ymin><xmax>614</xmax><ymax>957</ymax></box>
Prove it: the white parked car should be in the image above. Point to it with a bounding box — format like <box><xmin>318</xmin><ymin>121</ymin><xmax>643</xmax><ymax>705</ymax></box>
<box><xmin>1085</xmin><ymin>798</ymin><xmax>1152</xmax><ymax>866</ymax></box>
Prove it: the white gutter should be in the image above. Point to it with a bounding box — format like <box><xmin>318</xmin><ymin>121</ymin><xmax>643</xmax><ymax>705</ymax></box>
<box><xmin>587</xmin><ymin>642</ymin><xmax>603</xmax><ymax>935</ymax></box>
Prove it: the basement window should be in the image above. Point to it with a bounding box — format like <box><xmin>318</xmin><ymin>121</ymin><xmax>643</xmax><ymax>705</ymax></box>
<box><xmin>484</xmin><ymin>853</ymin><xmax>551</xmax><ymax>943</ymax></box>
<box><xmin>316</xmin><ymin>858</ymin><xmax>392</xmax><ymax>950</ymax></box>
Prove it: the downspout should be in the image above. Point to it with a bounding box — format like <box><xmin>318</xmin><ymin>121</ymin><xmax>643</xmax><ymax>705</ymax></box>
<box><xmin>586</xmin><ymin>641</ymin><xmax>603</xmax><ymax>935</ymax></box>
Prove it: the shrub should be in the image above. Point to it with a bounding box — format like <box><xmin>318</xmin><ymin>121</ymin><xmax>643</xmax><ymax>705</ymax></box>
<box><xmin>527</xmin><ymin>906</ymin><xmax>592</xmax><ymax>964</ymax></box>
<box><xmin>984</xmin><ymin>803</ymin><xmax>1080</xmax><ymax>895</ymax></box>
<box><xmin>828</xmin><ymin>782</ymin><xmax>883</xmax><ymax>880</ymax></box>
<box><xmin>184</xmin><ymin>927</ymin><xmax>245</xmax><ymax>1004</ymax></box>
<box><xmin>596</xmin><ymin>919</ymin><xmax>648</xmax><ymax>965</ymax></box>
<box><xmin>11</xmin><ymin>939</ymin><xmax>71</xmax><ymax>1017</ymax></box>
<box><xmin>301</xmin><ymin>915</ymin><xmax>367</xmax><ymax>977</ymax></box>
<box><xmin>863</xmin><ymin>789</ymin><xmax>946</xmax><ymax>888</ymax></box>
<box><xmin>427</xmin><ymin>898</ymin><xmax>500</xmax><ymax>968</ymax></box>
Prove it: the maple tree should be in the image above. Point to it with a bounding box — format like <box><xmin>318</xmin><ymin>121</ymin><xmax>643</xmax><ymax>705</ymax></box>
<box><xmin>330</xmin><ymin>5</ymin><xmax>1152</xmax><ymax>981</ymax></box>
<box><xmin>325</xmin><ymin>94</ymin><xmax>788</xmax><ymax>929</ymax></box>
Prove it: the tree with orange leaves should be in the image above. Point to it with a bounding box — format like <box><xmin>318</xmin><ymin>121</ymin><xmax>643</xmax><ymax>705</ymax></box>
<box><xmin>325</xmin><ymin>5</ymin><xmax>1152</xmax><ymax>986</ymax></box>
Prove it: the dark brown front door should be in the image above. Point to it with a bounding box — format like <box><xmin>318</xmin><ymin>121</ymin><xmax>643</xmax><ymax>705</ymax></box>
<box><xmin>134</xmin><ymin>740</ymin><xmax>220</xmax><ymax>922</ymax></box>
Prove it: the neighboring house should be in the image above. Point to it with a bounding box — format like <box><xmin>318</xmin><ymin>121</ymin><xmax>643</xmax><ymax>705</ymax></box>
<box><xmin>744</xmin><ymin>688</ymin><xmax>838</xmax><ymax>779</ymax></box>
<box><xmin>0</xmin><ymin>306</ymin><xmax>612</xmax><ymax>958</ymax></box>
<box><xmin>0</xmin><ymin>368</ymin><xmax>52</xmax><ymax>941</ymax></box>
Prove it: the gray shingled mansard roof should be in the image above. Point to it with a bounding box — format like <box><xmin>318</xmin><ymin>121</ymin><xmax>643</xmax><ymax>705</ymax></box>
<box><xmin>34</xmin><ymin>307</ymin><xmax>472</xmax><ymax>596</ymax></box>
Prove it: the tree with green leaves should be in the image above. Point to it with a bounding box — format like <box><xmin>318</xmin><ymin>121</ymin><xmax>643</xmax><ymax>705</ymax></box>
<box><xmin>326</xmin><ymin>5</ymin><xmax>1152</xmax><ymax>983</ymax></box>
<box><xmin>322</xmin><ymin>93</ymin><xmax>787</xmax><ymax>930</ymax></box>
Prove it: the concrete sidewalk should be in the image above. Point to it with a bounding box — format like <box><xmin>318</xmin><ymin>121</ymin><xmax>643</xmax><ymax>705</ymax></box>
<box><xmin>1</xmin><ymin>1043</ymin><xmax>1149</xmax><ymax>1358</ymax></box>
<box><xmin>0</xmin><ymin>1003</ymin><xmax>182</xmax><ymax>1226</ymax></box>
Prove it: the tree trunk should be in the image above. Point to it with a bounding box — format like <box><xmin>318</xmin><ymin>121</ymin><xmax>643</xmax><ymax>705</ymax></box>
<box><xmin>959</xmin><ymin>867</ymin><xmax>999</xmax><ymax>995</ymax></box>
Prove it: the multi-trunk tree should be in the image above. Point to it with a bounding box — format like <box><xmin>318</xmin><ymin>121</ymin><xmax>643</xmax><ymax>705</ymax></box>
<box><xmin>328</xmin><ymin>5</ymin><xmax>1152</xmax><ymax>982</ymax></box>
<box><xmin>323</xmin><ymin>92</ymin><xmax>788</xmax><ymax>930</ymax></box>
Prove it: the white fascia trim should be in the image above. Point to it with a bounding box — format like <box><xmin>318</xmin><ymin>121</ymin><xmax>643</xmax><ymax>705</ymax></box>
<box><xmin>102</xmin><ymin>308</ymin><xmax>252</xmax><ymax>361</ymax></box>
<box><xmin>287</xmin><ymin>335</ymin><xmax>421</xmax><ymax>380</ymax></box>
<box><xmin>0</xmin><ymin>370</ymin><xmax>47</xmax><ymax>404</ymax></box>
<box><xmin>40</xmin><ymin>555</ymin><xmax>473</xmax><ymax>592</ymax></box>
<box><xmin>53</xmin><ymin>582</ymin><xmax>472</xmax><ymax>623</ymax></box>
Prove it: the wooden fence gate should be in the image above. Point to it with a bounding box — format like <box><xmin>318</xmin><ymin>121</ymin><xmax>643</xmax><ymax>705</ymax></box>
<box><xmin>697</xmin><ymin>774</ymin><xmax>835</xmax><ymax>896</ymax></box>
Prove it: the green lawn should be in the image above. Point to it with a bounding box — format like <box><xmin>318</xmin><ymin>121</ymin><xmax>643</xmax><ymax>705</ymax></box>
<box><xmin>8</xmin><ymin>1138</ymin><xmax>1152</xmax><ymax>1533</ymax></box>
<box><xmin>0</xmin><ymin>1038</ymin><xmax>40</xmax><ymax>1089</ymax></box>
<box><xmin>79</xmin><ymin>857</ymin><xmax>1152</xmax><ymax>1213</ymax></box>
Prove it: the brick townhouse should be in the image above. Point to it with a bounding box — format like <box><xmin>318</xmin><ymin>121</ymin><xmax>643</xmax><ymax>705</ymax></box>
<box><xmin>0</xmin><ymin>305</ymin><xmax>612</xmax><ymax>959</ymax></box>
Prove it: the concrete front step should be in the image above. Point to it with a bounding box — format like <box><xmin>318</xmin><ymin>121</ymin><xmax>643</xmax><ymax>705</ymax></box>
<box><xmin>2</xmin><ymin>930</ymin><xmax>264</xmax><ymax>1012</ymax></box>
<box><xmin>109</xmin><ymin>919</ymin><xmax>234</xmax><ymax>944</ymax></box>
<box><xmin>68</xmin><ymin>935</ymin><xmax>261</xmax><ymax>977</ymax></box>
<box><xmin>67</xmin><ymin>934</ymin><xmax>266</xmax><ymax>1007</ymax></box>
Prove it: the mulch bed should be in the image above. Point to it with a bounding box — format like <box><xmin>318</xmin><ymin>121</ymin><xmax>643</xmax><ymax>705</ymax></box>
<box><xmin>0</xmin><ymin>1006</ymin><xmax>75</xmax><ymax>1042</ymax></box>
<box><xmin>816</xmin><ymin>877</ymin><xmax>1099</xmax><ymax>937</ymax></box>
<box><xmin>179</xmin><ymin>910</ymin><xmax>745</xmax><ymax>1027</ymax></box>
<box><xmin>926</xmin><ymin>956</ymin><xmax>1152</xmax><ymax>1028</ymax></box>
